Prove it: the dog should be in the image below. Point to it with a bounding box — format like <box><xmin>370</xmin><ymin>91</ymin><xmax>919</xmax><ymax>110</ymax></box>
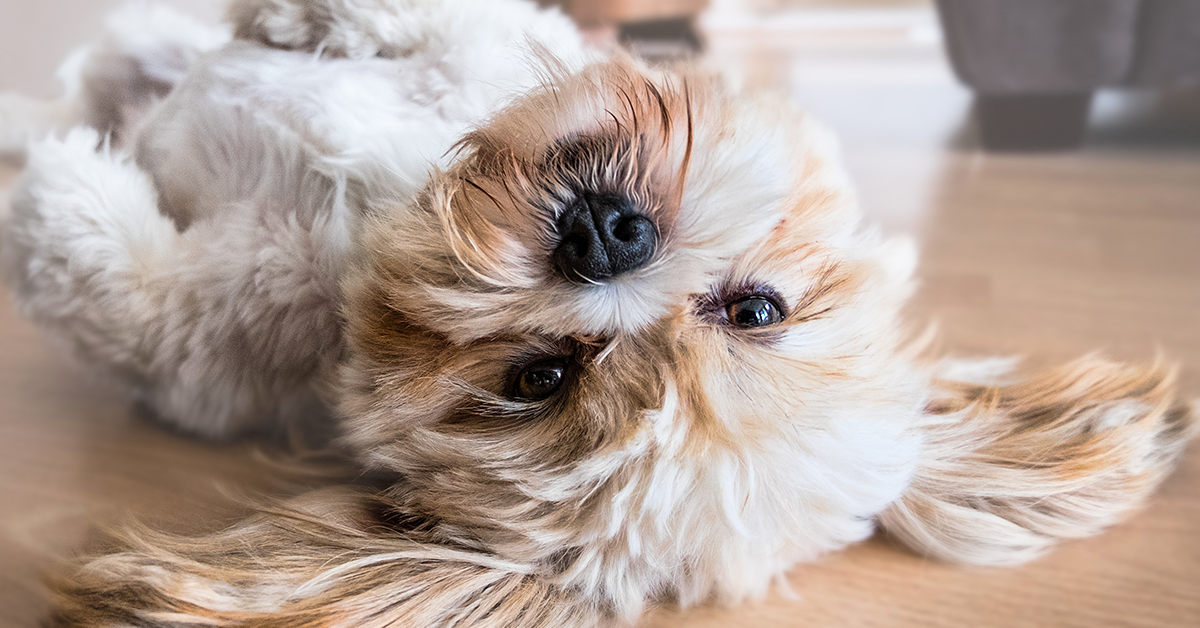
<box><xmin>1</xmin><ymin>1</ymin><xmax>1195</xmax><ymax>626</ymax></box>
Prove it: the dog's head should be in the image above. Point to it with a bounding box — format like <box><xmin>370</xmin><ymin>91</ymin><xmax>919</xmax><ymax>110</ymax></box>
<box><xmin>339</xmin><ymin>56</ymin><xmax>925</xmax><ymax>607</ymax></box>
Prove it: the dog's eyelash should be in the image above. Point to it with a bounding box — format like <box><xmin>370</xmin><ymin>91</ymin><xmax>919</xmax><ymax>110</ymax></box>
<box><xmin>694</xmin><ymin>283</ymin><xmax>790</xmax><ymax>323</ymax></box>
<box><xmin>501</xmin><ymin>341</ymin><xmax>584</xmax><ymax>400</ymax></box>
<box><xmin>786</xmin><ymin>264</ymin><xmax>850</xmax><ymax>325</ymax></box>
<box><xmin>712</xmin><ymin>262</ymin><xmax>851</xmax><ymax>324</ymax></box>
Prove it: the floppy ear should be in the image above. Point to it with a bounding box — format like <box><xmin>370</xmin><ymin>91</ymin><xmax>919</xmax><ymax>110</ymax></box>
<box><xmin>880</xmin><ymin>357</ymin><xmax>1198</xmax><ymax>565</ymax></box>
<box><xmin>49</xmin><ymin>486</ymin><xmax>600</xmax><ymax>628</ymax></box>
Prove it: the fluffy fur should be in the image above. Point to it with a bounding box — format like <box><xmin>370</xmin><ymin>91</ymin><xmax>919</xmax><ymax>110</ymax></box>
<box><xmin>0</xmin><ymin>1</ymin><xmax>1195</xmax><ymax>626</ymax></box>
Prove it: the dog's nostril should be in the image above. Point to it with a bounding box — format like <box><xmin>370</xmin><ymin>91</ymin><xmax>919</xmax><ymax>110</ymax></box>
<box><xmin>553</xmin><ymin>193</ymin><xmax>657</xmax><ymax>282</ymax></box>
<box><xmin>560</xmin><ymin>233</ymin><xmax>590</xmax><ymax>259</ymax></box>
<box><xmin>612</xmin><ymin>215</ymin><xmax>652</xmax><ymax>243</ymax></box>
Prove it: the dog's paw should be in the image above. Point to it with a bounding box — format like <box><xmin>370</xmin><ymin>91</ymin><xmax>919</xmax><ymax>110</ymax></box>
<box><xmin>1</xmin><ymin>128</ymin><xmax>178</xmax><ymax>380</ymax></box>
<box><xmin>4</xmin><ymin>128</ymin><xmax>175</xmax><ymax>285</ymax></box>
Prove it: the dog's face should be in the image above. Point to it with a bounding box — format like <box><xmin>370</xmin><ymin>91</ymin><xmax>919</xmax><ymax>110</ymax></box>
<box><xmin>340</xmin><ymin>57</ymin><xmax>926</xmax><ymax>606</ymax></box>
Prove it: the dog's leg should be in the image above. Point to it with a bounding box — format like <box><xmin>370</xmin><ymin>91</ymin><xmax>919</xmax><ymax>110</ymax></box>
<box><xmin>880</xmin><ymin>356</ymin><xmax>1198</xmax><ymax>565</ymax></box>
<box><xmin>1</xmin><ymin>127</ymin><xmax>181</xmax><ymax>381</ymax></box>
<box><xmin>1</xmin><ymin>128</ymin><xmax>345</xmax><ymax>437</ymax></box>
<box><xmin>48</xmin><ymin>486</ymin><xmax>600</xmax><ymax>628</ymax></box>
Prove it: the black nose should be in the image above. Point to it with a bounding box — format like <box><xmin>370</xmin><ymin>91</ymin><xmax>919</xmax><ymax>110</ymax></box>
<box><xmin>553</xmin><ymin>193</ymin><xmax>657</xmax><ymax>282</ymax></box>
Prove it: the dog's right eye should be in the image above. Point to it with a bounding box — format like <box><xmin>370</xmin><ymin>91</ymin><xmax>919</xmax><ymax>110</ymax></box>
<box><xmin>512</xmin><ymin>357</ymin><xmax>567</xmax><ymax>401</ymax></box>
<box><xmin>726</xmin><ymin>295</ymin><xmax>784</xmax><ymax>328</ymax></box>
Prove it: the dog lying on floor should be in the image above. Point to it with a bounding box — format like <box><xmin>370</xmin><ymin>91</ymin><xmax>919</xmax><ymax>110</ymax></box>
<box><xmin>1</xmin><ymin>1</ymin><xmax>1196</xmax><ymax>626</ymax></box>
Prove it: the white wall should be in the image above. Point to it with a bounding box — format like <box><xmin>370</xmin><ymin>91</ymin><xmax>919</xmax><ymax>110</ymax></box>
<box><xmin>0</xmin><ymin>0</ymin><xmax>225</xmax><ymax>98</ymax></box>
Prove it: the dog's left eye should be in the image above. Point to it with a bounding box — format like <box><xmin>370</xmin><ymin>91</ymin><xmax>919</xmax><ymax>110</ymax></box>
<box><xmin>726</xmin><ymin>295</ymin><xmax>784</xmax><ymax>328</ymax></box>
<box><xmin>512</xmin><ymin>357</ymin><xmax>568</xmax><ymax>401</ymax></box>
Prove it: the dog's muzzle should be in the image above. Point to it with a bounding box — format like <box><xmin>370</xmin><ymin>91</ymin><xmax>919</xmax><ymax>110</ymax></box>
<box><xmin>553</xmin><ymin>192</ymin><xmax>657</xmax><ymax>282</ymax></box>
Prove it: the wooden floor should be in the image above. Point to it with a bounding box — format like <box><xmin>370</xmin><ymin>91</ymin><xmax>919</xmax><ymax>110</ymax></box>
<box><xmin>2</xmin><ymin>4</ymin><xmax>1199</xmax><ymax>627</ymax></box>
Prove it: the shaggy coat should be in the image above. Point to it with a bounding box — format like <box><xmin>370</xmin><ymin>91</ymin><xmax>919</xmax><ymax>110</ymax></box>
<box><xmin>0</xmin><ymin>1</ymin><xmax>1194</xmax><ymax>626</ymax></box>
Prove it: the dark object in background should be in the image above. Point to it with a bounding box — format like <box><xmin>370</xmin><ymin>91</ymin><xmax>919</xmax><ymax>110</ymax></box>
<box><xmin>936</xmin><ymin>0</ymin><xmax>1200</xmax><ymax>151</ymax></box>
<box><xmin>974</xmin><ymin>93</ymin><xmax>1092</xmax><ymax>151</ymax></box>
<box><xmin>619</xmin><ymin>17</ymin><xmax>704</xmax><ymax>55</ymax></box>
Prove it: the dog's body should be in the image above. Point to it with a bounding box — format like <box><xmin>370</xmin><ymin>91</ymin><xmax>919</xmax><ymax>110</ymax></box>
<box><xmin>4</xmin><ymin>0</ymin><xmax>590</xmax><ymax>436</ymax></box>
<box><xmin>1</xmin><ymin>2</ymin><xmax>1195</xmax><ymax>627</ymax></box>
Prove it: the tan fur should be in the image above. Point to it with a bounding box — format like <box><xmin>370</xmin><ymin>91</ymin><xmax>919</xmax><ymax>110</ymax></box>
<box><xmin>50</xmin><ymin>488</ymin><xmax>602</xmax><ymax>628</ymax></box>
<box><xmin>882</xmin><ymin>357</ymin><xmax>1199</xmax><ymax>565</ymax></box>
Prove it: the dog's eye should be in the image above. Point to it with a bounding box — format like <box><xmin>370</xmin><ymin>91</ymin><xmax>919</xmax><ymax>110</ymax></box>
<box><xmin>512</xmin><ymin>357</ymin><xmax>567</xmax><ymax>401</ymax></box>
<box><xmin>726</xmin><ymin>295</ymin><xmax>783</xmax><ymax>328</ymax></box>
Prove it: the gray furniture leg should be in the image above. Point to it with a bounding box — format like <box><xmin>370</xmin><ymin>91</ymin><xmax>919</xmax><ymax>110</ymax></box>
<box><xmin>974</xmin><ymin>92</ymin><xmax>1093</xmax><ymax>151</ymax></box>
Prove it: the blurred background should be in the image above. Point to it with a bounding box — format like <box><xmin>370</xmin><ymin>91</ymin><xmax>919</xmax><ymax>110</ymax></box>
<box><xmin>1</xmin><ymin>1</ymin><xmax>1198</xmax><ymax>627</ymax></box>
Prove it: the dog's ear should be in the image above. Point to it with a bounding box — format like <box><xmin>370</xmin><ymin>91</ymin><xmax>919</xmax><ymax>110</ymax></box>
<box><xmin>49</xmin><ymin>487</ymin><xmax>600</xmax><ymax>628</ymax></box>
<box><xmin>880</xmin><ymin>357</ymin><xmax>1198</xmax><ymax>565</ymax></box>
